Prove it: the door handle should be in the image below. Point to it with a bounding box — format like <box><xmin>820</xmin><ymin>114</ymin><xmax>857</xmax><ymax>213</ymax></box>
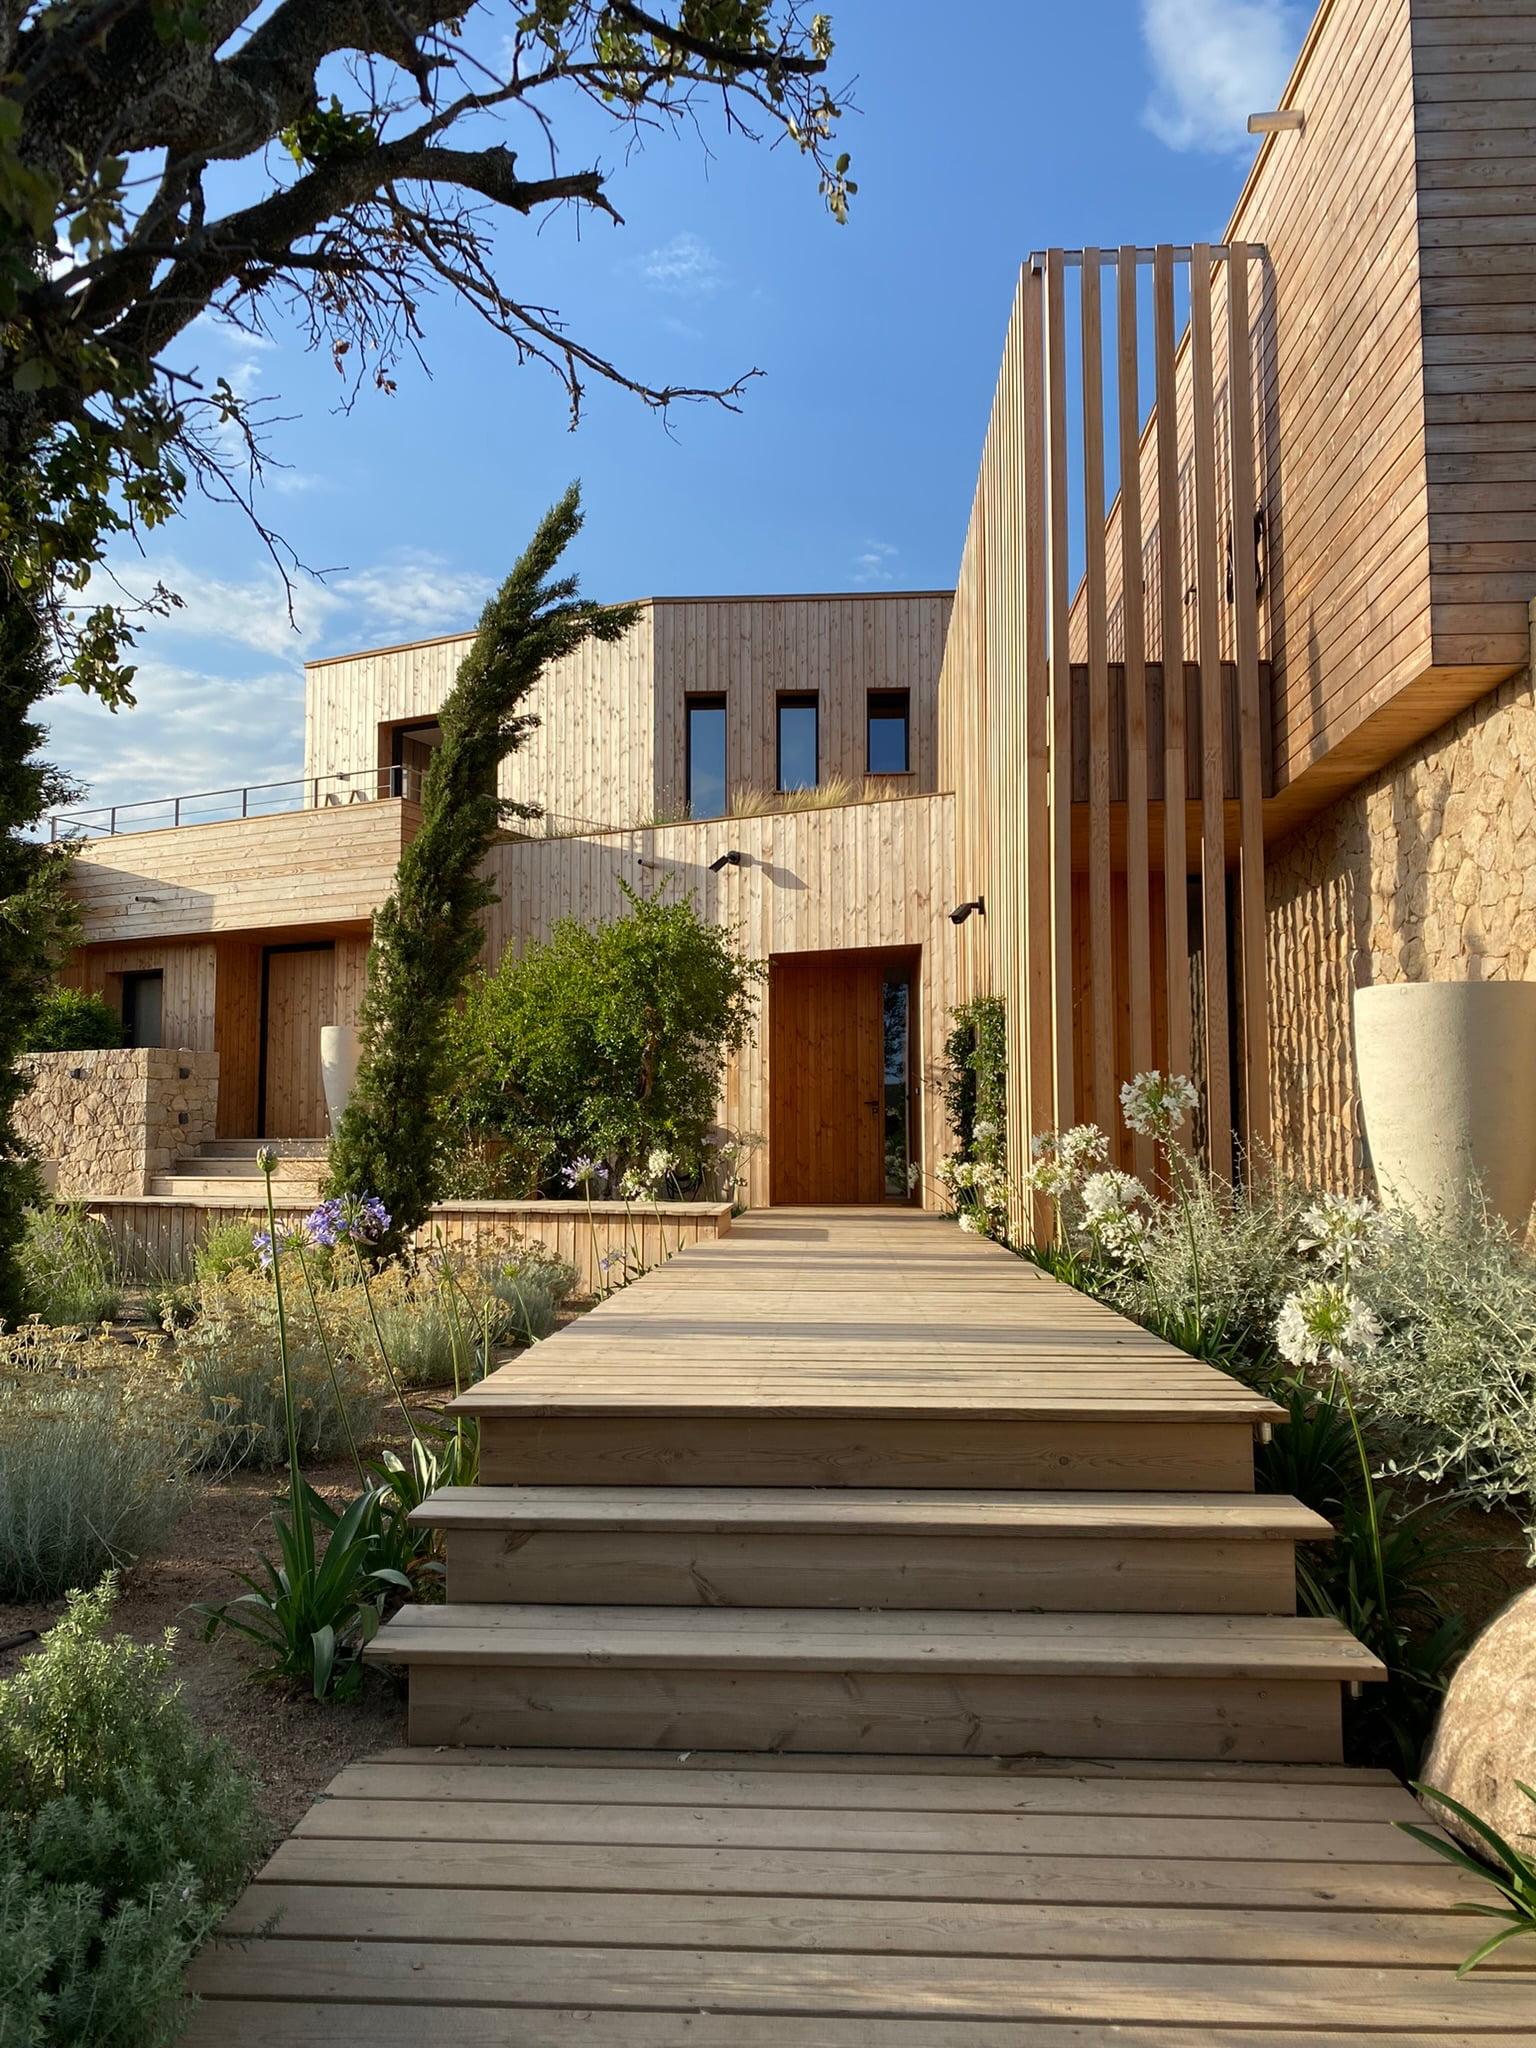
<box><xmin>864</xmin><ymin>1099</ymin><xmax>880</xmax><ymax>1111</ymax></box>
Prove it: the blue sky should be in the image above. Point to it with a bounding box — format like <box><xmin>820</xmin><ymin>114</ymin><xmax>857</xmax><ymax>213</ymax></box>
<box><xmin>46</xmin><ymin>0</ymin><xmax>1307</xmax><ymax>818</ymax></box>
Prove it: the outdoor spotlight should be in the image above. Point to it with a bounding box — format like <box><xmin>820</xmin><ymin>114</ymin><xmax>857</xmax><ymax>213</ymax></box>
<box><xmin>949</xmin><ymin>897</ymin><xmax>985</xmax><ymax>926</ymax></box>
<box><xmin>709</xmin><ymin>849</ymin><xmax>744</xmax><ymax>873</ymax></box>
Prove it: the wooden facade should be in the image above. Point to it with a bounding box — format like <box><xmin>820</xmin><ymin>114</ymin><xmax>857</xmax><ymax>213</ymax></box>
<box><xmin>481</xmin><ymin>796</ymin><xmax>958</xmax><ymax>1210</ymax></box>
<box><xmin>304</xmin><ymin>593</ymin><xmax>952</xmax><ymax>833</ymax></box>
<box><xmin>940</xmin><ymin>0</ymin><xmax>1536</xmax><ymax>1194</ymax></box>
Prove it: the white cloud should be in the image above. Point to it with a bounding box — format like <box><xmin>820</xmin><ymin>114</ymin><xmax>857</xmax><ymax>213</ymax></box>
<box><xmin>852</xmin><ymin>539</ymin><xmax>897</xmax><ymax>588</ymax></box>
<box><xmin>47</xmin><ymin>546</ymin><xmax>493</xmax><ymax>818</ymax></box>
<box><xmin>40</xmin><ymin>659</ymin><xmax>307</xmax><ymax>817</ymax></box>
<box><xmin>1140</xmin><ymin>0</ymin><xmax>1303</xmax><ymax>154</ymax></box>
<box><xmin>634</xmin><ymin>231</ymin><xmax>722</xmax><ymax>297</ymax></box>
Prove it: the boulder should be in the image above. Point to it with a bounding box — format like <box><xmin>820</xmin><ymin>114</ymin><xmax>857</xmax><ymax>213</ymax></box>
<box><xmin>1421</xmin><ymin>1581</ymin><xmax>1536</xmax><ymax>1853</ymax></box>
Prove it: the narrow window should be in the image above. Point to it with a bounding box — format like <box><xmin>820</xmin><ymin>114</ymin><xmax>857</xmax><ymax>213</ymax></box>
<box><xmin>882</xmin><ymin>977</ymin><xmax>912</xmax><ymax>1199</ymax></box>
<box><xmin>867</xmin><ymin>689</ymin><xmax>911</xmax><ymax>776</ymax></box>
<box><xmin>776</xmin><ymin>693</ymin><xmax>819</xmax><ymax>792</ymax></box>
<box><xmin>686</xmin><ymin>695</ymin><xmax>727</xmax><ymax>817</ymax></box>
<box><xmin>121</xmin><ymin>970</ymin><xmax>164</xmax><ymax>1049</ymax></box>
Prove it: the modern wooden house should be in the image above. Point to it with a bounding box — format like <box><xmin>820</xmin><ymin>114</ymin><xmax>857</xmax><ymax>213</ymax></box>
<box><xmin>46</xmin><ymin>0</ymin><xmax>1536</xmax><ymax>1224</ymax></box>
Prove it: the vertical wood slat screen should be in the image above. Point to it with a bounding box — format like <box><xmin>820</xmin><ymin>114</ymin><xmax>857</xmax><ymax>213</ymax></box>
<box><xmin>937</xmin><ymin>243</ymin><xmax>1270</xmax><ymax>1206</ymax></box>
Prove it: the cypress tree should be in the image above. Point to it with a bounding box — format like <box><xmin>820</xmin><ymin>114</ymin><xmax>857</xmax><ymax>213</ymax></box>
<box><xmin>326</xmin><ymin>484</ymin><xmax>638</xmax><ymax>1247</ymax></box>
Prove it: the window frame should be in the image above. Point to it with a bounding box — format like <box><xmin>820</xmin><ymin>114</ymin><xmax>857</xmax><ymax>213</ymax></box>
<box><xmin>866</xmin><ymin>688</ymin><xmax>912</xmax><ymax>777</ymax></box>
<box><xmin>775</xmin><ymin>691</ymin><xmax>821</xmax><ymax>794</ymax></box>
<box><xmin>684</xmin><ymin>693</ymin><xmax>728</xmax><ymax>818</ymax></box>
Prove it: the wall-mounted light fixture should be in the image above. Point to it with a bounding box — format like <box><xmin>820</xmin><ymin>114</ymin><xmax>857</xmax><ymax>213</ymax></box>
<box><xmin>949</xmin><ymin>897</ymin><xmax>985</xmax><ymax>926</ymax></box>
<box><xmin>709</xmin><ymin>849</ymin><xmax>744</xmax><ymax>873</ymax></box>
<box><xmin>1247</xmin><ymin>109</ymin><xmax>1303</xmax><ymax>134</ymax></box>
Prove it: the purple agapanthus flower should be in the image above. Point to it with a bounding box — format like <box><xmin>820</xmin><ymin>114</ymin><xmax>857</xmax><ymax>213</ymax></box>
<box><xmin>303</xmin><ymin>1193</ymin><xmax>391</xmax><ymax>1248</ymax></box>
<box><xmin>563</xmin><ymin>1157</ymin><xmax>606</xmax><ymax>1191</ymax></box>
<box><xmin>254</xmin><ymin>1222</ymin><xmax>307</xmax><ymax>1269</ymax></box>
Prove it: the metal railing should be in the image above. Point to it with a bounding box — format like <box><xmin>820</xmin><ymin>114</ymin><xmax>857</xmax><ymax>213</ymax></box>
<box><xmin>47</xmin><ymin>764</ymin><xmax>428</xmax><ymax>840</ymax></box>
<box><xmin>47</xmin><ymin>770</ymin><xmax>627</xmax><ymax>844</ymax></box>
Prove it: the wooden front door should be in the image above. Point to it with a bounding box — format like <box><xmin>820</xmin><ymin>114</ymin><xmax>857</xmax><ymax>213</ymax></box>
<box><xmin>260</xmin><ymin>943</ymin><xmax>336</xmax><ymax>1138</ymax></box>
<box><xmin>769</xmin><ymin>954</ymin><xmax>902</xmax><ymax>1204</ymax></box>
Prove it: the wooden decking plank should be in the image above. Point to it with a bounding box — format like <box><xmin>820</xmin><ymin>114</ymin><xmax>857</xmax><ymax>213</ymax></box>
<box><xmin>367</xmin><ymin>1603</ymin><xmax>1385</xmax><ymax>1680</ymax></box>
<box><xmin>260</xmin><ymin>1835</ymin><xmax>1486</xmax><ymax>1912</ymax></box>
<box><xmin>185</xmin><ymin>1939</ymin><xmax>1536</xmax><ymax>2024</ymax></box>
<box><xmin>290</xmin><ymin>1797</ymin><xmax>1436</xmax><ymax>1862</ymax></box>
<box><xmin>220</xmin><ymin>1885</ymin><xmax>1526</xmax><ymax>1971</ymax></box>
<box><xmin>179</xmin><ymin>2003</ymin><xmax>1534</xmax><ymax>2047</ymax></box>
<box><xmin>416</xmin><ymin>1486</ymin><xmax>1333</xmax><ymax>1539</ymax></box>
<box><xmin>320</xmin><ymin>1760</ymin><xmax>1417</xmax><ymax>1820</ymax></box>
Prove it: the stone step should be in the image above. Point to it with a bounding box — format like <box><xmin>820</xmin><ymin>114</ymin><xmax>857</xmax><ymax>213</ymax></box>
<box><xmin>365</xmin><ymin>1605</ymin><xmax>1383</xmax><ymax>1762</ymax></box>
<box><xmin>419</xmin><ymin>1485</ymin><xmax>1330</xmax><ymax>1614</ymax></box>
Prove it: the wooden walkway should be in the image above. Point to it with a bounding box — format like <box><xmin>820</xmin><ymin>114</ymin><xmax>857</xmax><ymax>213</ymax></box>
<box><xmin>187</xmin><ymin>1209</ymin><xmax>1535</xmax><ymax>2040</ymax></box>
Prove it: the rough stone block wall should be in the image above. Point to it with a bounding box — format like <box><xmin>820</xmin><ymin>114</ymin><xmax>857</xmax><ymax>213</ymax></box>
<box><xmin>1266</xmin><ymin>669</ymin><xmax>1536</xmax><ymax>1191</ymax></box>
<box><xmin>16</xmin><ymin>1048</ymin><xmax>218</xmax><ymax>1197</ymax></box>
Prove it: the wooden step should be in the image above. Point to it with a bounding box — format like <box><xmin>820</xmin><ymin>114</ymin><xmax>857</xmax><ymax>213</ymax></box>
<box><xmin>148</xmin><ymin>1175</ymin><xmax>290</xmax><ymax>1200</ymax></box>
<box><xmin>420</xmin><ymin>1486</ymin><xmax>1329</xmax><ymax>1613</ymax></box>
<box><xmin>175</xmin><ymin>1153</ymin><xmax>326</xmax><ymax>1182</ymax></box>
<box><xmin>198</xmin><ymin>1137</ymin><xmax>330</xmax><ymax>1158</ymax></box>
<box><xmin>366</xmin><ymin>1605</ymin><xmax>1382</xmax><ymax>1762</ymax></box>
<box><xmin>461</xmin><ymin>1407</ymin><xmax>1275</xmax><ymax>1490</ymax></box>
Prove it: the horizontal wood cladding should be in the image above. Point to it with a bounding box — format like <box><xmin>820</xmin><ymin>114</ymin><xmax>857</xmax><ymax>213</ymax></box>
<box><xmin>67</xmin><ymin>801</ymin><xmax>416</xmax><ymax>943</ymax></box>
<box><xmin>303</xmin><ymin>594</ymin><xmax>951</xmax><ymax>835</ymax></box>
<box><xmin>480</xmin><ymin>795</ymin><xmax>958</xmax><ymax>1210</ymax></box>
<box><xmin>651</xmin><ymin>595</ymin><xmax>952</xmax><ymax>813</ymax></box>
<box><xmin>1412</xmin><ymin>0</ymin><xmax>1536</xmax><ymax>674</ymax></box>
<box><xmin>1072</xmin><ymin>0</ymin><xmax>1437</xmax><ymax>800</ymax></box>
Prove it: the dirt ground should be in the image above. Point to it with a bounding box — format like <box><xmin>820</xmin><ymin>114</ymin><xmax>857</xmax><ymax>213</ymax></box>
<box><xmin>0</xmin><ymin>1297</ymin><xmax>591</xmax><ymax>1847</ymax></box>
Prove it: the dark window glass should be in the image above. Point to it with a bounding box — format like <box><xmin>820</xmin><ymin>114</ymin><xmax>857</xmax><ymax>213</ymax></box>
<box><xmin>867</xmin><ymin>690</ymin><xmax>911</xmax><ymax>775</ymax></box>
<box><xmin>122</xmin><ymin>971</ymin><xmax>163</xmax><ymax>1049</ymax></box>
<box><xmin>777</xmin><ymin>694</ymin><xmax>819</xmax><ymax>792</ymax></box>
<box><xmin>882</xmin><ymin>977</ymin><xmax>911</xmax><ymax>1199</ymax></box>
<box><xmin>686</xmin><ymin>696</ymin><xmax>727</xmax><ymax>817</ymax></box>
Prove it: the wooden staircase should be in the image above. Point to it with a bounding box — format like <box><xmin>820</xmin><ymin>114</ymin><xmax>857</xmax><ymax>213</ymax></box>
<box><xmin>368</xmin><ymin>1209</ymin><xmax>1382</xmax><ymax>1763</ymax></box>
<box><xmin>149</xmin><ymin>1136</ymin><xmax>328</xmax><ymax>1202</ymax></box>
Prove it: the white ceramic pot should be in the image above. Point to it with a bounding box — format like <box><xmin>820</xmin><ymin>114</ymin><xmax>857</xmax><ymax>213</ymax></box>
<box><xmin>1353</xmin><ymin>982</ymin><xmax>1536</xmax><ymax>1228</ymax></box>
<box><xmin>320</xmin><ymin>1024</ymin><xmax>362</xmax><ymax>1134</ymax></box>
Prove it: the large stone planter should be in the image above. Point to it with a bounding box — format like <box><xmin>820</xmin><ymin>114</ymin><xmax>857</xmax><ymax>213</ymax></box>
<box><xmin>1353</xmin><ymin>982</ymin><xmax>1536</xmax><ymax>1228</ymax></box>
<box><xmin>1421</xmin><ymin>1584</ymin><xmax>1536</xmax><ymax>1857</ymax></box>
<box><xmin>320</xmin><ymin>1024</ymin><xmax>361</xmax><ymax>1134</ymax></box>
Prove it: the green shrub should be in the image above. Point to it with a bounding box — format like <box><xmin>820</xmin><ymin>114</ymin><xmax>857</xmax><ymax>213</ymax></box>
<box><xmin>191</xmin><ymin>1216</ymin><xmax>260</xmax><ymax>1283</ymax></box>
<box><xmin>0</xmin><ymin>1342</ymin><xmax>195</xmax><ymax>1601</ymax></box>
<box><xmin>17</xmin><ymin>1206</ymin><xmax>121</xmax><ymax>1326</ymax></box>
<box><xmin>441</xmin><ymin>882</ymin><xmax>763</xmax><ymax>1190</ymax></box>
<box><xmin>0</xmin><ymin>1578</ymin><xmax>263</xmax><ymax>2047</ymax></box>
<box><xmin>1350</xmin><ymin>1202</ymin><xmax>1536</xmax><ymax>1527</ymax></box>
<box><xmin>481</xmin><ymin>1249</ymin><xmax>575</xmax><ymax>1346</ymax></box>
<box><xmin>20</xmin><ymin>988</ymin><xmax>122</xmax><ymax>1054</ymax></box>
<box><xmin>370</xmin><ymin>1298</ymin><xmax>470</xmax><ymax>1389</ymax></box>
<box><xmin>942</xmin><ymin>996</ymin><xmax>1007</xmax><ymax>1164</ymax></box>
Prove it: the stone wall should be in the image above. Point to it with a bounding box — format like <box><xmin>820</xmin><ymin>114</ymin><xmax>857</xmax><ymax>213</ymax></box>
<box><xmin>16</xmin><ymin>1048</ymin><xmax>218</xmax><ymax>1197</ymax></box>
<box><xmin>1266</xmin><ymin>668</ymin><xmax>1536</xmax><ymax>1190</ymax></box>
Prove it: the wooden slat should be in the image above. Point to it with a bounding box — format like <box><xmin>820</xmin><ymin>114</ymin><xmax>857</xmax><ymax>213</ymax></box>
<box><xmin>1044</xmin><ymin>249</ymin><xmax>1075</xmax><ymax>1134</ymax></box>
<box><xmin>1080</xmin><ymin>250</ymin><xmax>1115</xmax><ymax>1136</ymax></box>
<box><xmin>1021</xmin><ymin>265</ymin><xmax>1054</xmax><ymax>1161</ymax></box>
<box><xmin>1225</xmin><ymin>244</ymin><xmax>1270</xmax><ymax>1159</ymax></box>
<box><xmin>1152</xmin><ymin>246</ymin><xmax>1191</xmax><ymax>1097</ymax></box>
<box><xmin>1189</xmin><ymin>246</ymin><xmax>1232</xmax><ymax>1177</ymax></box>
<box><xmin>1117</xmin><ymin>247</ymin><xmax>1153</xmax><ymax>1183</ymax></box>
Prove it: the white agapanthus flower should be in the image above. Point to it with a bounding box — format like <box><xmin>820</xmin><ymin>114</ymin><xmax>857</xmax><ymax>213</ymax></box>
<box><xmin>1079</xmin><ymin>1168</ymin><xmax>1151</xmax><ymax>1263</ymax></box>
<box><xmin>1023</xmin><ymin>1155</ymin><xmax>1073</xmax><ymax>1199</ymax></box>
<box><xmin>957</xmin><ymin>1210</ymin><xmax>982</xmax><ymax>1233</ymax></box>
<box><xmin>949</xmin><ymin>1159</ymin><xmax>979</xmax><ymax>1189</ymax></box>
<box><xmin>1080</xmin><ymin>1169</ymin><xmax>1149</xmax><ymax>1221</ymax></box>
<box><xmin>646</xmin><ymin>1146</ymin><xmax>677</xmax><ymax>1182</ymax></box>
<box><xmin>1058</xmin><ymin>1123</ymin><xmax>1110</xmax><ymax>1173</ymax></box>
<box><xmin>972</xmin><ymin>1118</ymin><xmax>999</xmax><ymax>1145</ymax></box>
<box><xmin>1120</xmin><ymin>1070</ymin><xmax>1199</xmax><ymax>1141</ymax></box>
<box><xmin>1298</xmin><ymin>1191</ymin><xmax>1393</xmax><ymax>1272</ymax></box>
<box><xmin>1274</xmin><ymin>1281</ymin><xmax>1382</xmax><ymax>1367</ymax></box>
